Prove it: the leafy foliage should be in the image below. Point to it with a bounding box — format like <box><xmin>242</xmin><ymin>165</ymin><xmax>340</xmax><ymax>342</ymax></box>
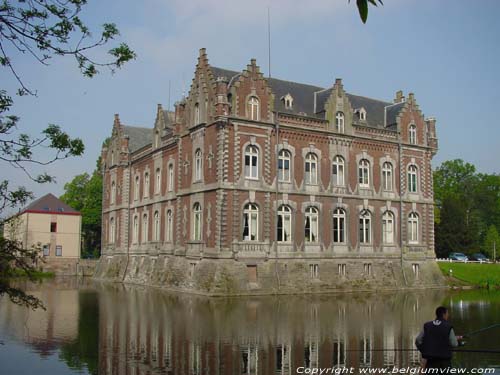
<box><xmin>351</xmin><ymin>0</ymin><xmax>383</xmax><ymax>24</ymax></box>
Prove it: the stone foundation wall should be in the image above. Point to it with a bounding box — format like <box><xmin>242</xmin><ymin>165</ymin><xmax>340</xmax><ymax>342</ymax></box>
<box><xmin>94</xmin><ymin>254</ymin><xmax>445</xmax><ymax>295</ymax></box>
<box><xmin>39</xmin><ymin>258</ymin><xmax>98</xmax><ymax>276</ymax></box>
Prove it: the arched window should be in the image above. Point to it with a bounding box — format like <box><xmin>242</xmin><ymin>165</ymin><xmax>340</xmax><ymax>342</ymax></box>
<box><xmin>153</xmin><ymin>211</ymin><xmax>160</xmax><ymax>241</ymax></box>
<box><xmin>333</xmin><ymin>208</ymin><xmax>346</xmax><ymax>243</ymax></box>
<box><xmin>305</xmin><ymin>152</ymin><xmax>318</xmax><ymax>185</ymax></box>
<box><xmin>144</xmin><ymin>172</ymin><xmax>150</xmax><ymax>198</ymax></box>
<box><xmin>409</xmin><ymin>124</ymin><xmax>417</xmax><ymax>145</ymax></box>
<box><xmin>166</xmin><ymin>209</ymin><xmax>173</xmax><ymax>243</ymax></box>
<box><xmin>335</xmin><ymin>111</ymin><xmax>345</xmax><ymax>133</ymax></box>
<box><xmin>194</xmin><ymin>102</ymin><xmax>200</xmax><ymax>125</ymax></box>
<box><xmin>382</xmin><ymin>211</ymin><xmax>394</xmax><ymax>244</ymax></box>
<box><xmin>278</xmin><ymin>149</ymin><xmax>291</xmax><ymax>182</ymax></box>
<box><xmin>408</xmin><ymin>165</ymin><xmax>418</xmax><ymax>193</ymax></box>
<box><xmin>109</xmin><ymin>217</ymin><xmax>115</xmax><ymax>244</ymax></box>
<box><xmin>359</xmin><ymin>210</ymin><xmax>371</xmax><ymax>244</ymax></box>
<box><xmin>110</xmin><ymin>181</ymin><xmax>116</xmax><ymax>204</ymax></box>
<box><xmin>382</xmin><ymin>162</ymin><xmax>393</xmax><ymax>191</ymax></box>
<box><xmin>358</xmin><ymin>159</ymin><xmax>370</xmax><ymax>188</ymax></box>
<box><xmin>277</xmin><ymin>205</ymin><xmax>292</xmax><ymax>242</ymax></box>
<box><xmin>168</xmin><ymin>163</ymin><xmax>174</xmax><ymax>192</ymax></box>
<box><xmin>242</xmin><ymin>203</ymin><xmax>259</xmax><ymax>241</ymax></box>
<box><xmin>244</xmin><ymin>145</ymin><xmax>259</xmax><ymax>179</ymax></box>
<box><xmin>408</xmin><ymin>212</ymin><xmax>419</xmax><ymax>244</ymax></box>
<box><xmin>305</xmin><ymin>206</ymin><xmax>319</xmax><ymax>243</ymax></box>
<box><xmin>247</xmin><ymin>96</ymin><xmax>260</xmax><ymax>121</ymax></box>
<box><xmin>194</xmin><ymin>149</ymin><xmax>203</xmax><ymax>181</ymax></box>
<box><xmin>155</xmin><ymin>168</ymin><xmax>161</xmax><ymax>194</ymax></box>
<box><xmin>133</xmin><ymin>215</ymin><xmax>139</xmax><ymax>244</ymax></box>
<box><xmin>332</xmin><ymin>156</ymin><xmax>345</xmax><ymax>186</ymax></box>
<box><xmin>193</xmin><ymin>203</ymin><xmax>202</xmax><ymax>241</ymax></box>
<box><xmin>134</xmin><ymin>176</ymin><xmax>140</xmax><ymax>200</ymax></box>
<box><xmin>142</xmin><ymin>213</ymin><xmax>148</xmax><ymax>243</ymax></box>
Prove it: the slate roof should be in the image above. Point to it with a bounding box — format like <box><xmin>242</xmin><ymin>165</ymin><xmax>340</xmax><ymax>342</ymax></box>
<box><xmin>22</xmin><ymin>193</ymin><xmax>80</xmax><ymax>215</ymax></box>
<box><xmin>122</xmin><ymin>126</ymin><xmax>152</xmax><ymax>152</ymax></box>
<box><xmin>210</xmin><ymin>66</ymin><xmax>403</xmax><ymax>129</ymax></box>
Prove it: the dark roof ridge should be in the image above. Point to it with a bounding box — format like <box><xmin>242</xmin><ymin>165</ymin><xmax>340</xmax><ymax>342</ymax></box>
<box><xmin>346</xmin><ymin>92</ymin><xmax>391</xmax><ymax>106</ymax></box>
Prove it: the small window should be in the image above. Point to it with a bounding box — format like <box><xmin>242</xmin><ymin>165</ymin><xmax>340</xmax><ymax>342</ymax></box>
<box><xmin>338</xmin><ymin>264</ymin><xmax>346</xmax><ymax>276</ymax></box>
<box><xmin>359</xmin><ymin>108</ymin><xmax>366</xmax><ymax>121</ymax></box>
<box><xmin>309</xmin><ymin>264</ymin><xmax>319</xmax><ymax>279</ymax></box>
<box><xmin>364</xmin><ymin>263</ymin><xmax>372</xmax><ymax>276</ymax></box>
<box><xmin>409</xmin><ymin>124</ymin><xmax>417</xmax><ymax>145</ymax></box>
<box><xmin>190</xmin><ymin>262</ymin><xmax>196</xmax><ymax>278</ymax></box>
<box><xmin>335</xmin><ymin>112</ymin><xmax>345</xmax><ymax>133</ymax></box>
<box><xmin>50</xmin><ymin>222</ymin><xmax>57</xmax><ymax>233</ymax></box>
<box><xmin>55</xmin><ymin>245</ymin><xmax>62</xmax><ymax>257</ymax></box>
<box><xmin>43</xmin><ymin>245</ymin><xmax>50</xmax><ymax>256</ymax></box>
<box><xmin>412</xmin><ymin>263</ymin><xmax>420</xmax><ymax>279</ymax></box>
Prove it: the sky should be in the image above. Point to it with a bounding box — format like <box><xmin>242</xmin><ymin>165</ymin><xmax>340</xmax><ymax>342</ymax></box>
<box><xmin>2</xmin><ymin>0</ymin><xmax>499</xmax><ymax>206</ymax></box>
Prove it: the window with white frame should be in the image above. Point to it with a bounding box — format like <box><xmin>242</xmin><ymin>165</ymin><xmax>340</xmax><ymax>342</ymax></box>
<box><xmin>43</xmin><ymin>244</ymin><xmax>49</xmax><ymax>256</ymax></box>
<box><xmin>412</xmin><ymin>263</ymin><xmax>420</xmax><ymax>279</ymax></box>
<box><xmin>193</xmin><ymin>203</ymin><xmax>202</xmax><ymax>241</ymax></box>
<box><xmin>55</xmin><ymin>245</ymin><xmax>62</xmax><ymax>256</ymax></box>
<box><xmin>408</xmin><ymin>165</ymin><xmax>418</xmax><ymax>193</ymax></box>
<box><xmin>409</xmin><ymin>124</ymin><xmax>417</xmax><ymax>144</ymax></box>
<box><xmin>142</xmin><ymin>213</ymin><xmax>148</xmax><ymax>243</ymax></box>
<box><xmin>244</xmin><ymin>145</ymin><xmax>259</xmax><ymax>179</ymax></box>
<box><xmin>358</xmin><ymin>159</ymin><xmax>370</xmax><ymax>188</ymax></box>
<box><xmin>144</xmin><ymin>172</ymin><xmax>150</xmax><ymax>198</ymax></box>
<box><xmin>109</xmin><ymin>217</ymin><xmax>115</xmax><ymax>244</ymax></box>
<box><xmin>310</xmin><ymin>264</ymin><xmax>319</xmax><ymax>279</ymax></box>
<box><xmin>110</xmin><ymin>181</ymin><xmax>116</xmax><ymax>204</ymax></box>
<box><xmin>408</xmin><ymin>212</ymin><xmax>419</xmax><ymax>244</ymax></box>
<box><xmin>247</xmin><ymin>96</ymin><xmax>260</xmax><ymax>121</ymax></box>
<box><xmin>242</xmin><ymin>203</ymin><xmax>259</xmax><ymax>241</ymax></box>
<box><xmin>277</xmin><ymin>205</ymin><xmax>292</xmax><ymax>242</ymax></box>
<box><xmin>278</xmin><ymin>149</ymin><xmax>291</xmax><ymax>182</ymax></box>
<box><xmin>194</xmin><ymin>149</ymin><xmax>203</xmax><ymax>181</ymax></box>
<box><xmin>332</xmin><ymin>156</ymin><xmax>345</xmax><ymax>186</ymax></box>
<box><xmin>194</xmin><ymin>103</ymin><xmax>200</xmax><ymax>125</ymax></box>
<box><xmin>382</xmin><ymin>211</ymin><xmax>394</xmax><ymax>244</ymax></box>
<box><xmin>153</xmin><ymin>211</ymin><xmax>160</xmax><ymax>241</ymax></box>
<box><xmin>364</xmin><ymin>263</ymin><xmax>372</xmax><ymax>276</ymax></box>
<box><xmin>335</xmin><ymin>111</ymin><xmax>345</xmax><ymax>133</ymax></box>
<box><xmin>166</xmin><ymin>209</ymin><xmax>173</xmax><ymax>242</ymax></box>
<box><xmin>155</xmin><ymin>168</ymin><xmax>161</xmax><ymax>194</ymax></box>
<box><xmin>305</xmin><ymin>152</ymin><xmax>318</xmax><ymax>185</ymax></box>
<box><xmin>338</xmin><ymin>263</ymin><xmax>346</xmax><ymax>276</ymax></box>
<box><xmin>305</xmin><ymin>206</ymin><xmax>319</xmax><ymax>243</ymax></box>
<box><xmin>133</xmin><ymin>215</ymin><xmax>139</xmax><ymax>243</ymax></box>
<box><xmin>359</xmin><ymin>210</ymin><xmax>371</xmax><ymax>244</ymax></box>
<box><xmin>333</xmin><ymin>208</ymin><xmax>346</xmax><ymax>243</ymax></box>
<box><xmin>134</xmin><ymin>176</ymin><xmax>140</xmax><ymax>200</ymax></box>
<box><xmin>359</xmin><ymin>108</ymin><xmax>366</xmax><ymax>121</ymax></box>
<box><xmin>382</xmin><ymin>162</ymin><xmax>393</xmax><ymax>191</ymax></box>
<box><xmin>168</xmin><ymin>163</ymin><xmax>174</xmax><ymax>192</ymax></box>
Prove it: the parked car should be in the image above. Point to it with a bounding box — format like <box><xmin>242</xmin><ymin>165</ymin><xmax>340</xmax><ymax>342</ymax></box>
<box><xmin>470</xmin><ymin>253</ymin><xmax>489</xmax><ymax>262</ymax></box>
<box><xmin>448</xmin><ymin>252</ymin><xmax>469</xmax><ymax>261</ymax></box>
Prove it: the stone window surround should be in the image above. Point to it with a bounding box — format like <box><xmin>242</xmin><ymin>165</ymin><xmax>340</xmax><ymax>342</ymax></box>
<box><xmin>379</xmin><ymin>203</ymin><xmax>399</xmax><ymax>246</ymax></box>
<box><xmin>276</xmin><ymin>141</ymin><xmax>296</xmax><ymax>184</ymax></box>
<box><xmin>408</xmin><ymin>210</ymin><xmax>420</xmax><ymax>245</ymax></box>
<box><xmin>241</xmin><ymin>138</ymin><xmax>262</xmax><ymax>181</ymax></box>
<box><xmin>357</xmin><ymin>202</ymin><xmax>375</xmax><ymax>245</ymax></box>
<box><xmin>379</xmin><ymin>155</ymin><xmax>396</xmax><ymax>192</ymax></box>
<box><xmin>167</xmin><ymin>160</ymin><xmax>175</xmax><ymax>192</ymax></box>
<box><xmin>407</xmin><ymin>162</ymin><xmax>419</xmax><ymax>194</ymax></box>
<box><xmin>273</xmin><ymin>198</ymin><xmax>297</xmax><ymax>243</ymax></box>
<box><xmin>356</xmin><ymin>151</ymin><xmax>374</xmax><ymax>191</ymax></box>
<box><xmin>301</xmin><ymin>145</ymin><xmax>322</xmax><ymax>187</ymax></box>
<box><xmin>300</xmin><ymin>200</ymin><xmax>323</xmax><ymax>244</ymax></box>
<box><xmin>332</xmin><ymin>201</ymin><xmax>349</xmax><ymax>245</ymax></box>
<box><xmin>165</xmin><ymin>205</ymin><xmax>174</xmax><ymax>243</ymax></box>
<box><xmin>331</xmin><ymin>154</ymin><xmax>346</xmax><ymax>187</ymax></box>
<box><xmin>141</xmin><ymin>211</ymin><xmax>149</xmax><ymax>244</ymax></box>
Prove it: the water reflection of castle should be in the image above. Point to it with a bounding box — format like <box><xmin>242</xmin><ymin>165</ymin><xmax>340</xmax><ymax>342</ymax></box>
<box><xmin>97</xmin><ymin>283</ymin><xmax>446</xmax><ymax>375</ymax></box>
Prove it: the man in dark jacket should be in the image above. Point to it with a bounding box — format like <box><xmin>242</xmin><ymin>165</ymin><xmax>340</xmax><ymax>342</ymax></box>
<box><xmin>415</xmin><ymin>306</ymin><xmax>462</xmax><ymax>369</ymax></box>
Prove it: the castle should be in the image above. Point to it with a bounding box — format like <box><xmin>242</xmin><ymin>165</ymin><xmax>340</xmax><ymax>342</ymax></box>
<box><xmin>95</xmin><ymin>48</ymin><xmax>444</xmax><ymax>293</ymax></box>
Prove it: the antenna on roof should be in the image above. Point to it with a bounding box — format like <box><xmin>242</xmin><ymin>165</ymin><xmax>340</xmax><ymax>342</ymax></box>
<box><xmin>268</xmin><ymin>6</ymin><xmax>271</xmax><ymax>79</ymax></box>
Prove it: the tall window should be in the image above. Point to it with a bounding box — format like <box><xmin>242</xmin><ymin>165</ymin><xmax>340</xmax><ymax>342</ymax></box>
<box><xmin>242</xmin><ymin>203</ymin><xmax>259</xmax><ymax>241</ymax></box>
<box><xmin>193</xmin><ymin>203</ymin><xmax>202</xmax><ymax>241</ymax></box>
<box><xmin>194</xmin><ymin>149</ymin><xmax>203</xmax><ymax>181</ymax></box>
<box><xmin>194</xmin><ymin>103</ymin><xmax>200</xmax><ymax>124</ymax></box>
<box><xmin>153</xmin><ymin>211</ymin><xmax>160</xmax><ymax>241</ymax></box>
<box><xmin>332</xmin><ymin>156</ymin><xmax>345</xmax><ymax>186</ymax></box>
<box><xmin>277</xmin><ymin>205</ymin><xmax>292</xmax><ymax>242</ymax></box>
<box><xmin>408</xmin><ymin>165</ymin><xmax>418</xmax><ymax>193</ymax></box>
<box><xmin>144</xmin><ymin>172</ymin><xmax>150</xmax><ymax>198</ymax></box>
<box><xmin>134</xmin><ymin>176</ymin><xmax>140</xmax><ymax>200</ymax></box>
<box><xmin>305</xmin><ymin>207</ymin><xmax>319</xmax><ymax>243</ymax></box>
<box><xmin>358</xmin><ymin>159</ymin><xmax>370</xmax><ymax>188</ymax></box>
<box><xmin>408</xmin><ymin>212</ymin><xmax>419</xmax><ymax>244</ymax></box>
<box><xmin>382</xmin><ymin>211</ymin><xmax>394</xmax><ymax>244</ymax></box>
<box><xmin>409</xmin><ymin>124</ymin><xmax>417</xmax><ymax>144</ymax></box>
<box><xmin>305</xmin><ymin>153</ymin><xmax>318</xmax><ymax>185</ymax></box>
<box><xmin>382</xmin><ymin>162</ymin><xmax>393</xmax><ymax>191</ymax></box>
<box><xmin>278</xmin><ymin>149</ymin><xmax>291</xmax><ymax>182</ymax></box>
<box><xmin>333</xmin><ymin>208</ymin><xmax>346</xmax><ymax>243</ymax></box>
<box><xmin>109</xmin><ymin>217</ymin><xmax>115</xmax><ymax>244</ymax></box>
<box><xmin>244</xmin><ymin>145</ymin><xmax>259</xmax><ymax>179</ymax></box>
<box><xmin>248</xmin><ymin>96</ymin><xmax>260</xmax><ymax>121</ymax></box>
<box><xmin>168</xmin><ymin>164</ymin><xmax>174</xmax><ymax>192</ymax></box>
<box><xmin>133</xmin><ymin>215</ymin><xmax>139</xmax><ymax>243</ymax></box>
<box><xmin>142</xmin><ymin>213</ymin><xmax>148</xmax><ymax>243</ymax></box>
<box><xmin>155</xmin><ymin>168</ymin><xmax>161</xmax><ymax>194</ymax></box>
<box><xmin>359</xmin><ymin>210</ymin><xmax>371</xmax><ymax>244</ymax></box>
<box><xmin>335</xmin><ymin>111</ymin><xmax>345</xmax><ymax>133</ymax></box>
<box><xmin>166</xmin><ymin>209</ymin><xmax>173</xmax><ymax>242</ymax></box>
<box><xmin>110</xmin><ymin>181</ymin><xmax>116</xmax><ymax>204</ymax></box>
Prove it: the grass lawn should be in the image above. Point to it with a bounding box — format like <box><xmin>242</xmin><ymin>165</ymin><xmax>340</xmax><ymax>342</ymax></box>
<box><xmin>437</xmin><ymin>262</ymin><xmax>500</xmax><ymax>288</ymax></box>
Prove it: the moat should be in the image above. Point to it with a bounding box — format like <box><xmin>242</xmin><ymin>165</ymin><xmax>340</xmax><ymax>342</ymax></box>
<box><xmin>0</xmin><ymin>278</ymin><xmax>499</xmax><ymax>374</ymax></box>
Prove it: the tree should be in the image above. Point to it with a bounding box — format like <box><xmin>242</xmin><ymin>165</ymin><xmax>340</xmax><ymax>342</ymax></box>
<box><xmin>0</xmin><ymin>0</ymin><xmax>135</xmax><ymax>309</ymax></box>
<box><xmin>483</xmin><ymin>225</ymin><xmax>499</xmax><ymax>261</ymax></box>
<box><xmin>351</xmin><ymin>0</ymin><xmax>383</xmax><ymax>24</ymax></box>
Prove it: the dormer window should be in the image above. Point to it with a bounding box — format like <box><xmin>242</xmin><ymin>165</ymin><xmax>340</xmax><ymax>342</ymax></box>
<box><xmin>282</xmin><ymin>94</ymin><xmax>294</xmax><ymax>110</ymax></box>
<box><xmin>358</xmin><ymin>108</ymin><xmax>367</xmax><ymax>121</ymax></box>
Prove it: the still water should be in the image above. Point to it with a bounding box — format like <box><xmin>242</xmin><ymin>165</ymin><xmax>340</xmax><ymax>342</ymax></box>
<box><xmin>0</xmin><ymin>278</ymin><xmax>499</xmax><ymax>375</ymax></box>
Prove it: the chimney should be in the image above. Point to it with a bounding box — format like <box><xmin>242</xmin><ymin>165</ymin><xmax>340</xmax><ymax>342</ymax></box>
<box><xmin>394</xmin><ymin>90</ymin><xmax>405</xmax><ymax>103</ymax></box>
